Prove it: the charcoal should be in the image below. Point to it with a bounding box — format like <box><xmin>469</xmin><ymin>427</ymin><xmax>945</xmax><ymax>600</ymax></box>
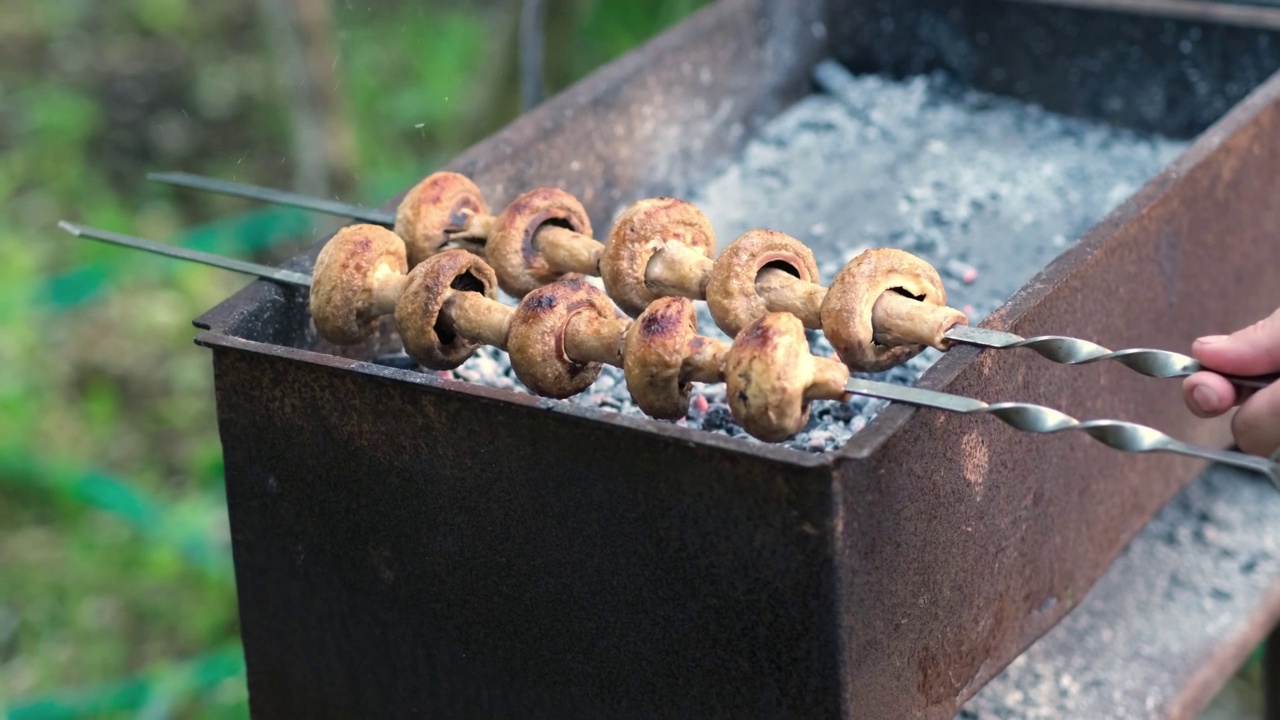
<box><xmin>433</xmin><ymin>62</ymin><xmax>1188</xmax><ymax>452</ymax></box>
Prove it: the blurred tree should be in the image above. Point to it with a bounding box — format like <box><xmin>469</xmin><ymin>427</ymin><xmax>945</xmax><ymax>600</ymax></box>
<box><xmin>255</xmin><ymin>0</ymin><xmax>358</xmax><ymax>200</ymax></box>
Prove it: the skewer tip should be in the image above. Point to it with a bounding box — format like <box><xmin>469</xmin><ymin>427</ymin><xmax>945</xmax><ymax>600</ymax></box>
<box><xmin>57</xmin><ymin>220</ymin><xmax>84</xmax><ymax>236</ymax></box>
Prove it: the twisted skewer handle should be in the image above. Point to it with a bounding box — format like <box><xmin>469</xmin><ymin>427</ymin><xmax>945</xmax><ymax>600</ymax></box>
<box><xmin>945</xmin><ymin>326</ymin><xmax>1278</xmax><ymax>389</ymax></box>
<box><xmin>846</xmin><ymin>378</ymin><xmax>1280</xmax><ymax>488</ymax></box>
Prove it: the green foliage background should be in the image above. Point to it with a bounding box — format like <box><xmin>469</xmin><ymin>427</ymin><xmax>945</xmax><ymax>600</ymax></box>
<box><xmin>0</xmin><ymin>1</ymin><xmax>707</xmax><ymax>716</ymax></box>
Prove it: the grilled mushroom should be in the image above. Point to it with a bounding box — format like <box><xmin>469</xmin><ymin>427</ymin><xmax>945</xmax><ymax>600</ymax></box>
<box><xmin>706</xmin><ymin>229</ymin><xmax>823</xmax><ymax>337</ymax></box>
<box><xmin>310</xmin><ymin>224</ymin><xmax>409</xmax><ymax>345</ymax></box>
<box><xmin>821</xmin><ymin>248</ymin><xmax>967</xmax><ymax>372</ymax></box>
<box><xmin>485</xmin><ymin>188</ymin><xmax>595</xmax><ymax>298</ymax></box>
<box><xmin>506</xmin><ymin>276</ymin><xmax>613</xmax><ymax>397</ymax></box>
<box><xmin>623</xmin><ymin>296</ymin><xmax>727</xmax><ymax>420</ymax></box>
<box><xmin>599</xmin><ymin>197</ymin><xmax>717</xmax><ymax>316</ymax></box>
<box><xmin>725</xmin><ymin>312</ymin><xmax>849</xmax><ymax>442</ymax></box>
<box><xmin>392</xmin><ymin>172</ymin><xmax>489</xmax><ymax>267</ymax></box>
<box><xmin>395</xmin><ymin>249</ymin><xmax>501</xmax><ymax>370</ymax></box>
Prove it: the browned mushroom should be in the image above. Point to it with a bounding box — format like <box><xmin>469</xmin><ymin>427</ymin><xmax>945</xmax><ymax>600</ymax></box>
<box><xmin>395</xmin><ymin>249</ymin><xmax>504</xmax><ymax>370</ymax></box>
<box><xmin>705</xmin><ymin>229</ymin><xmax>822</xmax><ymax>337</ymax></box>
<box><xmin>598</xmin><ymin>197</ymin><xmax>717</xmax><ymax>316</ymax></box>
<box><xmin>392</xmin><ymin>172</ymin><xmax>489</xmax><ymax>267</ymax></box>
<box><xmin>622</xmin><ymin>296</ymin><xmax>728</xmax><ymax>419</ymax></box>
<box><xmin>309</xmin><ymin>224</ymin><xmax>410</xmax><ymax>345</ymax></box>
<box><xmin>506</xmin><ymin>276</ymin><xmax>616</xmax><ymax>398</ymax></box>
<box><xmin>487</xmin><ymin>188</ymin><xmax>599</xmax><ymax>297</ymax></box>
<box><xmin>304</xmin><ymin>233</ymin><xmax>856</xmax><ymax>442</ymax></box>
<box><xmin>445</xmin><ymin>187</ymin><xmax>601</xmax><ymax>298</ymax></box>
<box><xmin>820</xmin><ymin>248</ymin><xmax>968</xmax><ymax>372</ymax></box>
<box><xmin>724</xmin><ymin>312</ymin><xmax>850</xmax><ymax>442</ymax></box>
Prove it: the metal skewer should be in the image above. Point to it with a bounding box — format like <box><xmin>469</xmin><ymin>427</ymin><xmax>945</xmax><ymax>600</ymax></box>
<box><xmin>944</xmin><ymin>324</ymin><xmax>1278</xmax><ymax>390</ymax></box>
<box><xmin>148</xmin><ymin>171</ymin><xmax>396</xmax><ymax>227</ymax></box>
<box><xmin>148</xmin><ymin>171</ymin><xmax>1278</xmax><ymax>391</ymax></box>
<box><xmin>57</xmin><ymin>220</ymin><xmax>1280</xmax><ymax>486</ymax></box>
<box><xmin>849</xmin><ymin>379</ymin><xmax>1280</xmax><ymax>487</ymax></box>
<box><xmin>147</xmin><ymin>171</ymin><xmax>1277</xmax><ymax>391</ymax></box>
<box><xmin>58</xmin><ymin>221</ymin><xmax>312</xmax><ymax>288</ymax></box>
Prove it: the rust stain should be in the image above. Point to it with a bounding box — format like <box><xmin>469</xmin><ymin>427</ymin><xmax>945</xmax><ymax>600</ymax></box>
<box><xmin>960</xmin><ymin>430</ymin><xmax>991</xmax><ymax>495</ymax></box>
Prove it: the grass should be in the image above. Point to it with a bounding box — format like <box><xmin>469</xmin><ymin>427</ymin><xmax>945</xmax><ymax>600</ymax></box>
<box><xmin>0</xmin><ymin>0</ymin><xmax>706</xmax><ymax>716</ymax></box>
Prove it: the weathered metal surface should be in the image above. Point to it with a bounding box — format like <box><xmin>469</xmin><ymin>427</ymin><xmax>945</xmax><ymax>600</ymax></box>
<box><xmin>194</xmin><ymin>0</ymin><xmax>1280</xmax><ymax>717</ymax></box>
<box><xmin>211</xmin><ymin>343</ymin><xmax>840</xmax><ymax>717</ymax></box>
<box><xmin>959</xmin><ymin>462</ymin><xmax>1280</xmax><ymax>719</ymax></box>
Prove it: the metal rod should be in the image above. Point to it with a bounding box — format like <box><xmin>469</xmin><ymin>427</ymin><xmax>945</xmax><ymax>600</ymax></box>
<box><xmin>58</xmin><ymin>220</ymin><xmax>1280</xmax><ymax>483</ymax></box>
<box><xmin>1003</xmin><ymin>0</ymin><xmax>1280</xmax><ymax>31</ymax></box>
<box><xmin>945</xmin><ymin>324</ymin><xmax>1279</xmax><ymax>389</ymax></box>
<box><xmin>148</xmin><ymin>172</ymin><xmax>1277</xmax><ymax>386</ymax></box>
<box><xmin>58</xmin><ymin>221</ymin><xmax>312</xmax><ymax>288</ymax></box>
<box><xmin>846</xmin><ymin>377</ymin><xmax>1280</xmax><ymax>487</ymax></box>
<box><xmin>148</xmin><ymin>171</ymin><xmax>396</xmax><ymax>227</ymax></box>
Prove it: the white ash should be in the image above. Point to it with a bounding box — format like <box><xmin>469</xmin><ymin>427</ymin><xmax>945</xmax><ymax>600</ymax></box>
<box><xmin>395</xmin><ymin>61</ymin><xmax>1189</xmax><ymax>452</ymax></box>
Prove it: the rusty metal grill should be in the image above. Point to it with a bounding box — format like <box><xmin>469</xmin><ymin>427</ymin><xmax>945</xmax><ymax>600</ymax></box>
<box><xmin>179</xmin><ymin>0</ymin><xmax>1280</xmax><ymax>717</ymax></box>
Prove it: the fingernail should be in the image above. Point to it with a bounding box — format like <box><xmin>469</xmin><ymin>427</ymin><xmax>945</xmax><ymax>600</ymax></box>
<box><xmin>1191</xmin><ymin>384</ymin><xmax>1220</xmax><ymax>413</ymax></box>
<box><xmin>1195</xmin><ymin>335</ymin><xmax>1229</xmax><ymax>345</ymax></box>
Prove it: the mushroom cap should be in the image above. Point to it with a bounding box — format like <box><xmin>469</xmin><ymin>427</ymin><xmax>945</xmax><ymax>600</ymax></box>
<box><xmin>486</xmin><ymin>188</ymin><xmax>592</xmax><ymax>297</ymax></box>
<box><xmin>623</xmin><ymin>296</ymin><xmax>703</xmax><ymax>420</ymax></box>
<box><xmin>393</xmin><ymin>172</ymin><xmax>489</xmax><ymax>267</ymax></box>
<box><xmin>395</xmin><ymin>249</ymin><xmax>499</xmax><ymax>370</ymax></box>
<box><xmin>725</xmin><ymin>312</ymin><xmax>840</xmax><ymax>442</ymax></box>
<box><xmin>599</xmin><ymin>197</ymin><xmax>716</xmax><ymax>316</ymax></box>
<box><xmin>821</xmin><ymin>248</ymin><xmax>948</xmax><ymax>372</ymax></box>
<box><xmin>310</xmin><ymin>224</ymin><xmax>408</xmax><ymax>345</ymax></box>
<box><xmin>506</xmin><ymin>276</ymin><xmax>611</xmax><ymax>398</ymax></box>
<box><xmin>706</xmin><ymin>229</ymin><xmax>821</xmax><ymax>337</ymax></box>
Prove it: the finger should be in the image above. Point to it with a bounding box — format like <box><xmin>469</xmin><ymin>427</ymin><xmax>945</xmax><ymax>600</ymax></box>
<box><xmin>1232</xmin><ymin>380</ymin><xmax>1280</xmax><ymax>457</ymax></box>
<box><xmin>1182</xmin><ymin>371</ymin><xmax>1239</xmax><ymax>417</ymax></box>
<box><xmin>1192</xmin><ymin>307</ymin><xmax>1280</xmax><ymax>376</ymax></box>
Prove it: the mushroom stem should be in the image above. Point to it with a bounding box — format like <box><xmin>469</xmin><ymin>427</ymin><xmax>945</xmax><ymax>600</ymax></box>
<box><xmin>441</xmin><ymin>290</ymin><xmax>513</xmax><ymax>350</ymax></box>
<box><xmin>870</xmin><ymin>290</ymin><xmax>968</xmax><ymax>350</ymax></box>
<box><xmin>644</xmin><ymin>244</ymin><xmax>715</xmax><ymax>298</ymax></box>
<box><xmin>755</xmin><ymin>267</ymin><xmax>827</xmax><ymax>328</ymax></box>
<box><xmin>563</xmin><ymin>312</ymin><xmax>630</xmax><ymax>366</ymax></box>
<box><xmin>450</xmin><ymin>211</ymin><xmax>498</xmax><ymax>246</ymax></box>
<box><xmin>537</xmin><ymin>225</ymin><xmax>605</xmax><ymax>276</ymax></box>
<box><xmin>371</xmin><ymin>268</ymin><xmax>409</xmax><ymax>316</ymax></box>
<box><xmin>682</xmin><ymin>336</ymin><xmax>730</xmax><ymax>384</ymax></box>
<box><xmin>804</xmin><ymin>358</ymin><xmax>852</xmax><ymax>401</ymax></box>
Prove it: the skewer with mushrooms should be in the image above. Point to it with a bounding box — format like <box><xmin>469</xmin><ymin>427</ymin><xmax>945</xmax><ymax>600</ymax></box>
<box><xmin>309</xmin><ymin>223</ymin><xmax>849</xmax><ymax>441</ymax></box>
<box><xmin>157</xmin><ymin>168</ymin><xmax>967</xmax><ymax>375</ymax></box>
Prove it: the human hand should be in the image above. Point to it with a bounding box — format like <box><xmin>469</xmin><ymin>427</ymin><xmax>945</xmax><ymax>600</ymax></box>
<box><xmin>1182</xmin><ymin>307</ymin><xmax>1280</xmax><ymax>458</ymax></box>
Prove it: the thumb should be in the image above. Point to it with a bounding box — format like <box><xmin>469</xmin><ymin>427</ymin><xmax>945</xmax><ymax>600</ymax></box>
<box><xmin>1192</xmin><ymin>307</ymin><xmax>1280</xmax><ymax>377</ymax></box>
